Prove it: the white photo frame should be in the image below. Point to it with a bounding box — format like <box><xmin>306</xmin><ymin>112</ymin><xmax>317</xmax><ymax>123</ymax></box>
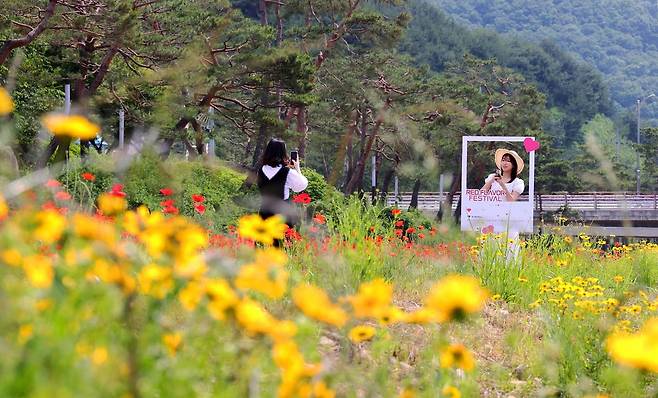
<box><xmin>460</xmin><ymin>136</ymin><xmax>535</xmax><ymax>234</ymax></box>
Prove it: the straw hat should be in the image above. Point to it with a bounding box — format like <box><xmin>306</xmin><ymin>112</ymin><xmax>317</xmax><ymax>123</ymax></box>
<box><xmin>495</xmin><ymin>149</ymin><xmax>524</xmax><ymax>174</ymax></box>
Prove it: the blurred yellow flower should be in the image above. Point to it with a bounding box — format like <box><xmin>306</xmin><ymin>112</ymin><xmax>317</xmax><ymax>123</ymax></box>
<box><xmin>237</xmin><ymin>214</ymin><xmax>287</xmax><ymax>245</ymax></box>
<box><xmin>606</xmin><ymin>317</ymin><xmax>658</xmax><ymax>373</ymax></box>
<box><xmin>235</xmin><ymin>250</ymin><xmax>289</xmax><ymax>299</ymax></box>
<box><xmin>348</xmin><ymin>325</ymin><xmax>376</xmax><ymax>343</ymax></box>
<box><xmin>347</xmin><ymin>278</ymin><xmax>393</xmax><ymax>318</ymax></box>
<box><xmin>206</xmin><ymin>278</ymin><xmax>238</xmax><ymax>320</ymax></box>
<box><xmin>312</xmin><ymin>381</ymin><xmax>335</xmax><ymax>398</ymax></box>
<box><xmin>23</xmin><ymin>254</ymin><xmax>54</xmax><ymax>288</ymax></box>
<box><xmin>18</xmin><ymin>324</ymin><xmax>33</xmax><ymax>345</ymax></box>
<box><xmin>235</xmin><ymin>298</ymin><xmax>276</xmax><ymax>335</ymax></box>
<box><xmin>425</xmin><ymin>275</ymin><xmax>489</xmax><ymax>322</ymax></box>
<box><xmin>0</xmin><ymin>194</ymin><xmax>8</xmax><ymax>220</ymax></box>
<box><xmin>440</xmin><ymin>343</ymin><xmax>475</xmax><ymax>372</ymax></box>
<box><xmin>42</xmin><ymin>113</ymin><xmax>100</xmax><ymax>139</ymax></box>
<box><xmin>442</xmin><ymin>385</ymin><xmax>461</xmax><ymax>398</ymax></box>
<box><xmin>613</xmin><ymin>275</ymin><xmax>624</xmax><ymax>284</ymax></box>
<box><xmin>178</xmin><ymin>281</ymin><xmax>205</xmax><ymax>311</ymax></box>
<box><xmin>91</xmin><ymin>346</ymin><xmax>108</xmax><ymax>365</ymax></box>
<box><xmin>1</xmin><ymin>248</ymin><xmax>22</xmax><ymax>267</ymax></box>
<box><xmin>34</xmin><ymin>209</ymin><xmax>66</xmax><ymax>243</ymax></box>
<box><xmin>137</xmin><ymin>263</ymin><xmax>173</xmax><ymax>299</ymax></box>
<box><xmin>163</xmin><ymin>332</ymin><xmax>182</xmax><ymax>356</ymax></box>
<box><xmin>0</xmin><ymin>87</ymin><xmax>14</xmax><ymax>115</ymax></box>
<box><xmin>293</xmin><ymin>283</ymin><xmax>347</xmax><ymax>327</ymax></box>
<box><xmin>97</xmin><ymin>193</ymin><xmax>127</xmax><ymax>215</ymax></box>
<box><xmin>399</xmin><ymin>388</ymin><xmax>417</xmax><ymax>398</ymax></box>
<box><xmin>402</xmin><ymin>307</ymin><xmax>440</xmax><ymax>324</ymax></box>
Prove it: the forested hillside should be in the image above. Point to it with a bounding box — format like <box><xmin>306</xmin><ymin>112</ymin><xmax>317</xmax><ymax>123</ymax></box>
<box><xmin>427</xmin><ymin>0</ymin><xmax>658</xmax><ymax>121</ymax></box>
<box><xmin>399</xmin><ymin>1</ymin><xmax>613</xmax><ymax>147</ymax></box>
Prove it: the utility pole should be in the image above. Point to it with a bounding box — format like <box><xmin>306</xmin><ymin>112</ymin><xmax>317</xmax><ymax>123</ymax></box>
<box><xmin>637</xmin><ymin>94</ymin><xmax>656</xmax><ymax>194</ymax></box>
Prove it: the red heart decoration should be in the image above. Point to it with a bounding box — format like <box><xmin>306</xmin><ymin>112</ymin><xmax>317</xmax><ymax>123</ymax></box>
<box><xmin>481</xmin><ymin>225</ymin><xmax>494</xmax><ymax>234</ymax></box>
<box><xmin>466</xmin><ymin>208</ymin><xmax>472</xmax><ymax>213</ymax></box>
<box><xmin>524</xmin><ymin>137</ymin><xmax>540</xmax><ymax>152</ymax></box>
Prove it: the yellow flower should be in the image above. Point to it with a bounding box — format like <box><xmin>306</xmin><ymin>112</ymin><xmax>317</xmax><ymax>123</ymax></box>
<box><xmin>206</xmin><ymin>278</ymin><xmax>238</xmax><ymax>320</ymax></box>
<box><xmin>1</xmin><ymin>248</ymin><xmax>22</xmax><ymax>267</ymax></box>
<box><xmin>606</xmin><ymin>317</ymin><xmax>658</xmax><ymax>373</ymax></box>
<box><xmin>235</xmin><ymin>249</ymin><xmax>289</xmax><ymax>299</ymax></box>
<box><xmin>34</xmin><ymin>209</ymin><xmax>66</xmax><ymax>243</ymax></box>
<box><xmin>613</xmin><ymin>275</ymin><xmax>624</xmax><ymax>284</ymax></box>
<box><xmin>178</xmin><ymin>281</ymin><xmax>205</xmax><ymax>311</ymax></box>
<box><xmin>23</xmin><ymin>254</ymin><xmax>54</xmax><ymax>288</ymax></box>
<box><xmin>237</xmin><ymin>214</ymin><xmax>287</xmax><ymax>245</ymax></box>
<box><xmin>402</xmin><ymin>307</ymin><xmax>441</xmax><ymax>324</ymax></box>
<box><xmin>347</xmin><ymin>278</ymin><xmax>393</xmax><ymax>318</ymax></box>
<box><xmin>313</xmin><ymin>381</ymin><xmax>335</xmax><ymax>398</ymax></box>
<box><xmin>0</xmin><ymin>194</ymin><xmax>8</xmax><ymax>220</ymax></box>
<box><xmin>137</xmin><ymin>264</ymin><xmax>173</xmax><ymax>299</ymax></box>
<box><xmin>378</xmin><ymin>306</ymin><xmax>404</xmax><ymax>326</ymax></box>
<box><xmin>425</xmin><ymin>275</ymin><xmax>489</xmax><ymax>322</ymax></box>
<box><xmin>564</xmin><ymin>236</ymin><xmax>573</xmax><ymax>244</ymax></box>
<box><xmin>440</xmin><ymin>343</ymin><xmax>475</xmax><ymax>372</ymax></box>
<box><xmin>348</xmin><ymin>325</ymin><xmax>376</xmax><ymax>343</ymax></box>
<box><xmin>163</xmin><ymin>332</ymin><xmax>182</xmax><ymax>356</ymax></box>
<box><xmin>442</xmin><ymin>385</ymin><xmax>461</xmax><ymax>398</ymax></box>
<box><xmin>97</xmin><ymin>193</ymin><xmax>127</xmax><ymax>216</ymax></box>
<box><xmin>399</xmin><ymin>388</ymin><xmax>417</xmax><ymax>398</ymax></box>
<box><xmin>529</xmin><ymin>299</ymin><xmax>542</xmax><ymax>309</ymax></box>
<box><xmin>91</xmin><ymin>346</ymin><xmax>108</xmax><ymax>365</ymax></box>
<box><xmin>0</xmin><ymin>87</ymin><xmax>14</xmax><ymax>115</ymax></box>
<box><xmin>292</xmin><ymin>284</ymin><xmax>347</xmax><ymax>327</ymax></box>
<box><xmin>18</xmin><ymin>324</ymin><xmax>33</xmax><ymax>345</ymax></box>
<box><xmin>42</xmin><ymin>113</ymin><xmax>100</xmax><ymax>139</ymax></box>
<box><xmin>518</xmin><ymin>276</ymin><xmax>528</xmax><ymax>283</ymax></box>
<box><xmin>235</xmin><ymin>298</ymin><xmax>276</xmax><ymax>335</ymax></box>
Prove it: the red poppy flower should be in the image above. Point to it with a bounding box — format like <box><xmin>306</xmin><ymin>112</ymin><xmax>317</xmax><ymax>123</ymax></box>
<box><xmin>194</xmin><ymin>204</ymin><xmax>206</xmax><ymax>214</ymax></box>
<box><xmin>369</xmin><ymin>226</ymin><xmax>376</xmax><ymax>233</ymax></box>
<box><xmin>46</xmin><ymin>179</ymin><xmax>61</xmax><ymax>188</ymax></box>
<box><xmin>192</xmin><ymin>194</ymin><xmax>205</xmax><ymax>203</ymax></box>
<box><xmin>163</xmin><ymin>205</ymin><xmax>179</xmax><ymax>215</ymax></box>
<box><xmin>394</xmin><ymin>229</ymin><xmax>403</xmax><ymax>237</ymax></box>
<box><xmin>391</xmin><ymin>208</ymin><xmax>401</xmax><ymax>216</ymax></box>
<box><xmin>418</xmin><ymin>233</ymin><xmax>425</xmax><ymax>239</ymax></box>
<box><xmin>285</xmin><ymin>227</ymin><xmax>302</xmax><ymax>240</ymax></box>
<box><xmin>160</xmin><ymin>199</ymin><xmax>174</xmax><ymax>207</ymax></box>
<box><xmin>160</xmin><ymin>188</ymin><xmax>173</xmax><ymax>196</ymax></box>
<box><xmin>406</xmin><ymin>227</ymin><xmax>416</xmax><ymax>234</ymax></box>
<box><xmin>418</xmin><ymin>225</ymin><xmax>425</xmax><ymax>230</ymax></box>
<box><xmin>312</xmin><ymin>213</ymin><xmax>326</xmax><ymax>224</ymax></box>
<box><xmin>292</xmin><ymin>192</ymin><xmax>311</xmax><ymax>204</ymax></box>
<box><xmin>395</xmin><ymin>220</ymin><xmax>404</xmax><ymax>227</ymax></box>
<box><xmin>81</xmin><ymin>172</ymin><xmax>96</xmax><ymax>182</ymax></box>
<box><xmin>55</xmin><ymin>191</ymin><xmax>71</xmax><ymax>201</ymax></box>
<box><xmin>110</xmin><ymin>184</ymin><xmax>126</xmax><ymax>197</ymax></box>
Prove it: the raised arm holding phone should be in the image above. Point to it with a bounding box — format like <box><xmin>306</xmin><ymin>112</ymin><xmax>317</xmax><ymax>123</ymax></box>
<box><xmin>256</xmin><ymin>139</ymin><xmax>308</xmax><ymax>244</ymax></box>
<box><xmin>481</xmin><ymin>149</ymin><xmax>525</xmax><ymax>202</ymax></box>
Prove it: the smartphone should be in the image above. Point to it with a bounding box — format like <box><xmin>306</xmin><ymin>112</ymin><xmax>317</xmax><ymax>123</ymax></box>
<box><xmin>290</xmin><ymin>150</ymin><xmax>298</xmax><ymax>162</ymax></box>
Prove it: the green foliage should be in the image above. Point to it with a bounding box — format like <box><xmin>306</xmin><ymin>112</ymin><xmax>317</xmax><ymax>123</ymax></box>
<box><xmin>427</xmin><ymin>0</ymin><xmax>658</xmax><ymax>123</ymax></box>
<box><xmin>400</xmin><ymin>1</ymin><xmax>613</xmax><ymax>147</ymax></box>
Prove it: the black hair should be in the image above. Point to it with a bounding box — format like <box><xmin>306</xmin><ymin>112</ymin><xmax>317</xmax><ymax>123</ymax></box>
<box><xmin>261</xmin><ymin>138</ymin><xmax>288</xmax><ymax>167</ymax></box>
<box><xmin>501</xmin><ymin>153</ymin><xmax>518</xmax><ymax>181</ymax></box>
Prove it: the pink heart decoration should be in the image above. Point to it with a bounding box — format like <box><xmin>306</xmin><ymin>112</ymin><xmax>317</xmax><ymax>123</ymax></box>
<box><xmin>524</xmin><ymin>137</ymin><xmax>540</xmax><ymax>152</ymax></box>
<box><xmin>466</xmin><ymin>208</ymin><xmax>472</xmax><ymax>213</ymax></box>
<box><xmin>481</xmin><ymin>225</ymin><xmax>494</xmax><ymax>234</ymax></box>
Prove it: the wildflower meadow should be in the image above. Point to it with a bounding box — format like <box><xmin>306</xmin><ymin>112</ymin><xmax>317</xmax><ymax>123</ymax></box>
<box><xmin>1</xmin><ymin>1</ymin><xmax>658</xmax><ymax>395</ymax></box>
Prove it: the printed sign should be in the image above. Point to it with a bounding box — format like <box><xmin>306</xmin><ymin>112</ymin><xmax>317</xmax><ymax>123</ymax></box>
<box><xmin>460</xmin><ymin>136</ymin><xmax>535</xmax><ymax>234</ymax></box>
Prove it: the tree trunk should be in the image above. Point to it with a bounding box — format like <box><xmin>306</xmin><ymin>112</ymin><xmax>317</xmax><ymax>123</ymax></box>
<box><xmin>409</xmin><ymin>179</ymin><xmax>421</xmax><ymax>210</ymax></box>
<box><xmin>328</xmin><ymin>111</ymin><xmax>358</xmax><ymax>187</ymax></box>
<box><xmin>379</xmin><ymin>167</ymin><xmax>395</xmax><ymax>202</ymax></box>
<box><xmin>444</xmin><ymin>169</ymin><xmax>461</xmax><ymax>223</ymax></box>
<box><xmin>0</xmin><ymin>0</ymin><xmax>57</xmax><ymax>66</ymax></box>
<box><xmin>296</xmin><ymin>107</ymin><xmax>309</xmax><ymax>158</ymax></box>
<box><xmin>344</xmin><ymin>99</ymin><xmax>390</xmax><ymax>194</ymax></box>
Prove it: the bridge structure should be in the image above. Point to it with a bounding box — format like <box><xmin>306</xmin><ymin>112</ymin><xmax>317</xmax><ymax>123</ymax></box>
<box><xmin>385</xmin><ymin>192</ymin><xmax>658</xmax><ymax>238</ymax></box>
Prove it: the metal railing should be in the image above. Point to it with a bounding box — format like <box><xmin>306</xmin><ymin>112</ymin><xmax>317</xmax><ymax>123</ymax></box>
<box><xmin>385</xmin><ymin>192</ymin><xmax>658</xmax><ymax>211</ymax></box>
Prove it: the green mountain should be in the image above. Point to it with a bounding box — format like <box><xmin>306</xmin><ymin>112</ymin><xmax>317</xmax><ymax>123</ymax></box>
<box><xmin>399</xmin><ymin>1</ymin><xmax>613</xmax><ymax>147</ymax></box>
<box><xmin>426</xmin><ymin>0</ymin><xmax>658</xmax><ymax>120</ymax></box>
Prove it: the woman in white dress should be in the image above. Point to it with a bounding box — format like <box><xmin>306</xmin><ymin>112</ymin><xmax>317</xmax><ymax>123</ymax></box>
<box><xmin>481</xmin><ymin>149</ymin><xmax>525</xmax><ymax>201</ymax></box>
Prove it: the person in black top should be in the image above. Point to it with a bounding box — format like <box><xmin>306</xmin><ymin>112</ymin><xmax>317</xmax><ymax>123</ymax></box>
<box><xmin>257</xmin><ymin>139</ymin><xmax>308</xmax><ymax>245</ymax></box>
